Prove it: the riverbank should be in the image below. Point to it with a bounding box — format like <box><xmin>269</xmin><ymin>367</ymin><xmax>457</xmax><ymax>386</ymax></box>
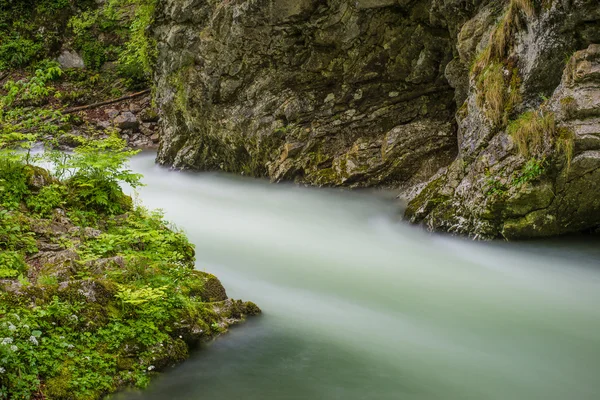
<box><xmin>0</xmin><ymin>144</ymin><xmax>259</xmax><ymax>399</ymax></box>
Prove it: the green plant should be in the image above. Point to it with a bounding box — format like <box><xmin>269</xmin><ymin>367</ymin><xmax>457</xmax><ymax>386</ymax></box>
<box><xmin>0</xmin><ymin>251</ymin><xmax>27</xmax><ymax>278</ymax></box>
<box><xmin>560</xmin><ymin>96</ymin><xmax>577</xmax><ymax>118</ymax></box>
<box><xmin>116</xmin><ymin>0</ymin><xmax>158</xmax><ymax>86</ymax></box>
<box><xmin>512</xmin><ymin>157</ymin><xmax>546</xmax><ymax>186</ymax></box>
<box><xmin>37</xmin><ymin>274</ymin><xmax>59</xmax><ymax>286</ymax></box>
<box><xmin>51</xmin><ymin>135</ymin><xmax>143</xmax><ymax>214</ymax></box>
<box><xmin>26</xmin><ymin>184</ymin><xmax>66</xmax><ymax>216</ymax></box>
<box><xmin>507</xmin><ymin>110</ymin><xmax>555</xmax><ymax>157</ymax></box>
<box><xmin>556</xmin><ymin>127</ymin><xmax>575</xmax><ymax>170</ymax></box>
<box><xmin>471</xmin><ymin>0</ymin><xmax>534</xmax><ymax>76</ymax></box>
<box><xmin>485</xmin><ymin>176</ymin><xmax>508</xmax><ymax>197</ymax></box>
<box><xmin>1</xmin><ymin>62</ymin><xmax>62</xmax><ymax>107</ymax></box>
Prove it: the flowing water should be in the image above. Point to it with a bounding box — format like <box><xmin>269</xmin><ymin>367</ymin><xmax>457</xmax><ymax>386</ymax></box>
<box><xmin>113</xmin><ymin>151</ymin><xmax>600</xmax><ymax>400</ymax></box>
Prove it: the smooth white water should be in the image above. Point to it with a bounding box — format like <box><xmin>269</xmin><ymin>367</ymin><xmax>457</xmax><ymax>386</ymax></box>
<box><xmin>114</xmin><ymin>151</ymin><xmax>600</xmax><ymax>400</ymax></box>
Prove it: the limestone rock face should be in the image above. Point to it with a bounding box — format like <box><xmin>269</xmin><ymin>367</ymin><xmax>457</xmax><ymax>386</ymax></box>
<box><xmin>406</xmin><ymin>1</ymin><xmax>600</xmax><ymax>239</ymax></box>
<box><xmin>153</xmin><ymin>0</ymin><xmax>457</xmax><ymax>191</ymax></box>
<box><xmin>153</xmin><ymin>0</ymin><xmax>600</xmax><ymax>239</ymax></box>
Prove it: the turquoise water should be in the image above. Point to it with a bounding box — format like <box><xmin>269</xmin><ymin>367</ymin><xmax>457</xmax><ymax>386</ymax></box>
<box><xmin>113</xmin><ymin>151</ymin><xmax>600</xmax><ymax>400</ymax></box>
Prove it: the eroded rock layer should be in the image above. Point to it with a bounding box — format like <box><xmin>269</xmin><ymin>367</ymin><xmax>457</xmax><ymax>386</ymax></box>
<box><xmin>153</xmin><ymin>0</ymin><xmax>600</xmax><ymax>239</ymax></box>
<box><xmin>153</xmin><ymin>0</ymin><xmax>457</xmax><ymax>190</ymax></box>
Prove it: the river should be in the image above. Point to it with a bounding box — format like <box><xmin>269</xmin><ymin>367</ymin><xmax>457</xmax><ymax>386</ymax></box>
<box><xmin>112</xmin><ymin>151</ymin><xmax>600</xmax><ymax>400</ymax></box>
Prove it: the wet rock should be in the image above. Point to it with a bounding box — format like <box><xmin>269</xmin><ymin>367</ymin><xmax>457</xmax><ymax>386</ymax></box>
<box><xmin>153</xmin><ymin>0</ymin><xmax>456</xmax><ymax>191</ymax></box>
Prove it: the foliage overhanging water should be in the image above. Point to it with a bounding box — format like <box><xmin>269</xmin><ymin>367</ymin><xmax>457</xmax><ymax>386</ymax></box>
<box><xmin>114</xmin><ymin>151</ymin><xmax>600</xmax><ymax>400</ymax></box>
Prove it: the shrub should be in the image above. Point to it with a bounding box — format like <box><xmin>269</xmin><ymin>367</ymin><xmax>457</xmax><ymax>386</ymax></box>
<box><xmin>476</xmin><ymin>63</ymin><xmax>521</xmax><ymax>127</ymax></box>
<box><xmin>49</xmin><ymin>136</ymin><xmax>143</xmax><ymax>214</ymax></box>
<box><xmin>556</xmin><ymin>127</ymin><xmax>575</xmax><ymax>170</ymax></box>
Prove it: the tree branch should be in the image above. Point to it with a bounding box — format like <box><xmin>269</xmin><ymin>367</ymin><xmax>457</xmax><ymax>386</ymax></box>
<box><xmin>62</xmin><ymin>89</ymin><xmax>151</xmax><ymax>114</ymax></box>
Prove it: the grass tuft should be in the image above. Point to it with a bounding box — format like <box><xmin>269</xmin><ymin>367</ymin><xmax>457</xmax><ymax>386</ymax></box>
<box><xmin>507</xmin><ymin>110</ymin><xmax>555</xmax><ymax>157</ymax></box>
<box><xmin>556</xmin><ymin>127</ymin><xmax>575</xmax><ymax>170</ymax></box>
<box><xmin>471</xmin><ymin>0</ymin><xmax>534</xmax><ymax>76</ymax></box>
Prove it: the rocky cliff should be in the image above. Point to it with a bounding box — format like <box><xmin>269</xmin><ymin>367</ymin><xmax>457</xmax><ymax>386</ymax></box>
<box><xmin>152</xmin><ymin>0</ymin><xmax>600</xmax><ymax>239</ymax></box>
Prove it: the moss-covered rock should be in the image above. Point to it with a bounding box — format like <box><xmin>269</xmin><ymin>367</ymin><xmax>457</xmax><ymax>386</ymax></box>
<box><xmin>0</xmin><ymin>163</ymin><xmax>260</xmax><ymax>399</ymax></box>
<box><xmin>406</xmin><ymin>2</ymin><xmax>600</xmax><ymax>239</ymax></box>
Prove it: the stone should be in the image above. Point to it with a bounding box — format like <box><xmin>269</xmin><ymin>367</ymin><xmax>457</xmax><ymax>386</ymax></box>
<box><xmin>153</xmin><ymin>0</ymin><xmax>600</xmax><ymax>239</ymax></box>
<box><xmin>129</xmin><ymin>102</ymin><xmax>143</xmax><ymax>113</ymax></box>
<box><xmin>57</xmin><ymin>50</ymin><xmax>85</xmax><ymax>69</ymax></box>
<box><xmin>106</xmin><ymin>109</ymin><xmax>120</xmax><ymax>119</ymax></box>
<box><xmin>139</xmin><ymin>108</ymin><xmax>160</xmax><ymax>122</ymax></box>
<box><xmin>113</xmin><ymin>111</ymin><xmax>139</xmax><ymax>130</ymax></box>
<box><xmin>153</xmin><ymin>0</ymin><xmax>456</xmax><ymax>192</ymax></box>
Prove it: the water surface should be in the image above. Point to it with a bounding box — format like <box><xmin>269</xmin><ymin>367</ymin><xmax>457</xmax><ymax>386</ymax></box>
<box><xmin>115</xmin><ymin>151</ymin><xmax>600</xmax><ymax>400</ymax></box>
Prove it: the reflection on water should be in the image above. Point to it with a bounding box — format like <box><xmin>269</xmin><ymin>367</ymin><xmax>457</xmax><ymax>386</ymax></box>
<box><xmin>113</xmin><ymin>151</ymin><xmax>600</xmax><ymax>400</ymax></box>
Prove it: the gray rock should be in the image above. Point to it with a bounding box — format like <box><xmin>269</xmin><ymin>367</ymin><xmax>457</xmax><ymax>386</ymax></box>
<box><xmin>153</xmin><ymin>0</ymin><xmax>600</xmax><ymax>239</ymax></box>
<box><xmin>57</xmin><ymin>50</ymin><xmax>85</xmax><ymax>69</ymax></box>
<box><xmin>113</xmin><ymin>111</ymin><xmax>139</xmax><ymax>130</ymax></box>
<box><xmin>153</xmin><ymin>0</ymin><xmax>456</xmax><ymax>192</ymax></box>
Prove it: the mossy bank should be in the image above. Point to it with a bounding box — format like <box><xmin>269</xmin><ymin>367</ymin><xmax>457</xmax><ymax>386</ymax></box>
<box><xmin>0</xmin><ymin>141</ymin><xmax>259</xmax><ymax>399</ymax></box>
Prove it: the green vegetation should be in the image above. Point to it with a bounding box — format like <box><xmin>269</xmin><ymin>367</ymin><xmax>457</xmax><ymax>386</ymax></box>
<box><xmin>507</xmin><ymin>109</ymin><xmax>555</xmax><ymax>157</ymax></box>
<box><xmin>0</xmin><ymin>138</ymin><xmax>259</xmax><ymax>399</ymax></box>
<box><xmin>68</xmin><ymin>0</ymin><xmax>158</xmax><ymax>86</ymax></box>
<box><xmin>484</xmin><ymin>157</ymin><xmax>546</xmax><ymax>197</ymax></box>
<box><xmin>0</xmin><ymin>0</ymin><xmax>157</xmax><ymax>87</ymax></box>
<box><xmin>471</xmin><ymin>0</ymin><xmax>533</xmax><ymax>128</ymax></box>
<box><xmin>556</xmin><ymin>126</ymin><xmax>575</xmax><ymax>170</ymax></box>
<box><xmin>471</xmin><ymin>0</ymin><xmax>534</xmax><ymax>77</ymax></box>
<box><xmin>512</xmin><ymin>157</ymin><xmax>546</xmax><ymax>186</ymax></box>
<box><xmin>0</xmin><ymin>0</ymin><xmax>73</xmax><ymax>70</ymax></box>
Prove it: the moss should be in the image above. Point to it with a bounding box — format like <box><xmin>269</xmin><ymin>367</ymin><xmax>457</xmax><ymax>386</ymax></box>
<box><xmin>560</xmin><ymin>96</ymin><xmax>577</xmax><ymax>118</ymax></box>
<box><xmin>457</xmin><ymin>101</ymin><xmax>469</xmax><ymax>120</ymax></box>
<box><xmin>116</xmin><ymin>357</ymin><xmax>137</xmax><ymax>371</ymax></box>
<box><xmin>405</xmin><ymin>175</ymin><xmax>450</xmax><ymax>221</ymax></box>
<box><xmin>197</xmin><ymin>272</ymin><xmax>228</xmax><ymax>302</ymax></box>
<box><xmin>44</xmin><ymin>368</ymin><xmax>73</xmax><ymax>399</ymax></box>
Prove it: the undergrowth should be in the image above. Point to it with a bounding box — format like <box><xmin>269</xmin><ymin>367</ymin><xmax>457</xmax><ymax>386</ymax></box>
<box><xmin>0</xmin><ymin>137</ymin><xmax>248</xmax><ymax>399</ymax></box>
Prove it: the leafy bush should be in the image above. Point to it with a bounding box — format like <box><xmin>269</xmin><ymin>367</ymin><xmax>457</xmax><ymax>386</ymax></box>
<box><xmin>50</xmin><ymin>135</ymin><xmax>143</xmax><ymax>214</ymax></box>
<box><xmin>25</xmin><ymin>183</ymin><xmax>66</xmax><ymax>216</ymax></box>
<box><xmin>0</xmin><ymin>36</ymin><xmax>44</xmax><ymax>70</ymax></box>
<box><xmin>0</xmin><ymin>156</ymin><xmax>30</xmax><ymax>209</ymax></box>
<box><xmin>1</xmin><ymin>62</ymin><xmax>63</xmax><ymax>107</ymax></box>
<box><xmin>512</xmin><ymin>158</ymin><xmax>546</xmax><ymax>186</ymax></box>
